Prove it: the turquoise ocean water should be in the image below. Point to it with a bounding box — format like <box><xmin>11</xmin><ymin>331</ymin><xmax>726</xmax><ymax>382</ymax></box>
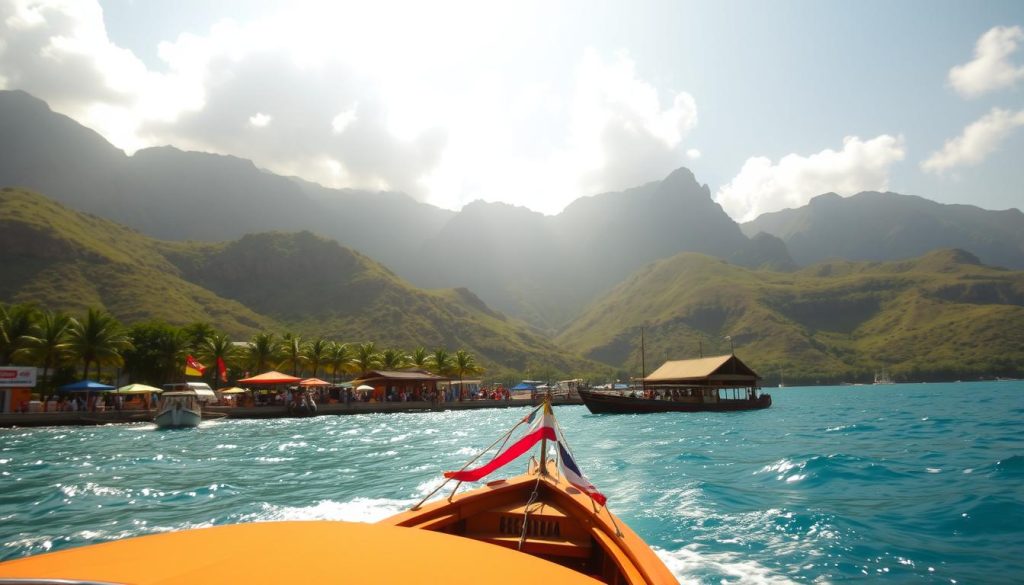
<box><xmin>1</xmin><ymin>381</ymin><xmax>1022</xmax><ymax>583</ymax></box>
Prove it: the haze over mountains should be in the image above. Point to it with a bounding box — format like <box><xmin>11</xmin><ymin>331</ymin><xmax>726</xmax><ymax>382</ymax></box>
<box><xmin>0</xmin><ymin>188</ymin><xmax>596</xmax><ymax>379</ymax></box>
<box><xmin>5</xmin><ymin>90</ymin><xmax>1020</xmax><ymax>331</ymax></box>
<box><xmin>743</xmin><ymin>191</ymin><xmax>1024</xmax><ymax>270</ymax></box>
<box><xmin>2</xmin><ymin>89</ymin><xmax>1024</xmax><ymax>381</ymax></box>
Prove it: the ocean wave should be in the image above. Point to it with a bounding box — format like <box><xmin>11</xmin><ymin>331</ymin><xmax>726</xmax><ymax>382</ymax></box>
<box><xmin>755</xmin><ymin>454</ymin><xmax>908</xmax><ymax>487</ymax></box>
<box><xmin>235</xmin><ymin>497</ymin><xmax>414</xmax><ymax>524</ymax></box>
<box><xmin>656</xmin><ymin>544</ymin><xmax>799</xmax><ymax>584</ymax></box>
<box><xmin>995</xmin><ymin>454</ymin><xmax>1024</xmax><ymax>475</ymax></box>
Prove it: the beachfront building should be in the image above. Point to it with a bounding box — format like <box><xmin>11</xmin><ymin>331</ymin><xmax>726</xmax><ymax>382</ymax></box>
<box><xmin>437</xmin><ymin>379</ymin><xmax>483</xmax><ymax>401</ymax></box>
<box><xmin>351</xmin><ymin>370</ymin><xmax>449</xmax><ymax>402</ymax></box>
<box><xmin>0</xmin><ymin>367</ymin><xmax>37</xmax><ymax>413</ymax></box>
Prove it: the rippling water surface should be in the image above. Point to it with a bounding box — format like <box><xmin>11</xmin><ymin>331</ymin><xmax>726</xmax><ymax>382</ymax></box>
<box><xmin>2</xmin><ymin>381</ymin><xmax>1022</xmax><ymax>583</ymax></box>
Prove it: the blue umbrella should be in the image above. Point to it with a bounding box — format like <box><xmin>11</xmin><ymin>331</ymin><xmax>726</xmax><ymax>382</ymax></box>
<box><xmin>58</xmin><ymin>380</ymin><xmax>116</xmax><ymax>393</ymax></box>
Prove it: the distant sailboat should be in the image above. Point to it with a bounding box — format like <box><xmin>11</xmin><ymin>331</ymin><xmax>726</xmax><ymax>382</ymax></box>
<box><xmin>778</xmin><ymin>369</ymin><xmax>785</xmax><ymax>388</ymax></box>
<box><xmin>873</xmin><ymin>370</ymin><xmax>894</xmax><ymax>385</ymax></box>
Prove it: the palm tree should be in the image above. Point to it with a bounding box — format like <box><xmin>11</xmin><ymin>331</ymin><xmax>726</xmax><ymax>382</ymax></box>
<box><xmin>379</xmin><ymin>347</ymin><xmax>410</xmax><ymax>370</ymax></box>
<box><xmin>348</xmin><ymin>342</ymin><xmax>381</xmax><ymax>377</ymax></box>
<box><xmin>246</xmin><ymin>332</ymin><xmax>277</xmax><ymax>375</ymax></box>
<box><xmin>277</xmin><ymin>333</ymin><xmax>308</xmax><ymax>377</ymax></box>
<box><xmin>182</xmin><ymin>322</ymin><xmax>217</xmax><ymax>355</ymax></box>
<box><xmin>428</xmin><ymin>348</ymin><xmax>453</xmax><ymax>377</ymax></box>
<box><xmin>66</xmin><ymin>308</ymin><xmax>133</xmax><ymax>380</ymax></box>
<box><xmin>409</xmin><ymin>347</ymin><xmax>431</xmax><ymax>370</ymax></box>
<box><xmin>196</xmin><ymin>333</ymin><xmax>238</xmax><ymax>389</ymax></box>
<box><xmin>155</xmin><ymin>326</ymin><xmax>190</xmax><ymax>383</ymax></box>
<box><xmin>324</xmin><ymin>341</ymin><xmax>351</xmax><ymax>384</ymax></box>
<box><xmin>12</xmin><ymin>310</ymin><xmax>72</xmax><ymax>398</ymax></box>
<box><xmin>306</xmin><ymin>337</ymin><xmax>331</xmax><ymax>379</ymax></box>
<box><xmin>1</xmin><ymin>303</ymin><xmax>38</xmax><ymax>365</ymax></box>
<box><xmin>452</xmin><ymin>350</ymin><xmax>482</xmax><ymax>401</ymax></box>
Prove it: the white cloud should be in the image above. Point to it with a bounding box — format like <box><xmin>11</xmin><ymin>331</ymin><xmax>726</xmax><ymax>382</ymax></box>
<box><xmin>571</xmin><ymin>49</ymin><xmax>698</xmax><ymax>197</ymax></box>
<box><xmin>949</xmin><ymin>25</ymin><xmax>1024</xmax><ymax>98</ymax></box>
<box><xmin>418</xmin><ymin>49</ymin><xmax>699</xmax><ymax>214</ymax></box>
<box><xmin>248</xmin><ymin>112</ymin><xmax>272</xmax><ymax>128</ymax></box>
<box><xmin>686</xmin><ymin>148</ymin><xmax>701</xmax><ymax>160</ymax></box>
<box><xmin>0</xmin><ymin>1</ymin><xmax>698</xmax><ymax>213</ymax></box>
<box><xmin>921</xmin><ymin>107</ymin><xmax>1024</xmax><ymax>173</ymax></box>
<box><xmin>715</xmin><ymin>135</ymin><xmax>906</xmax><ymax>222</ymax></box>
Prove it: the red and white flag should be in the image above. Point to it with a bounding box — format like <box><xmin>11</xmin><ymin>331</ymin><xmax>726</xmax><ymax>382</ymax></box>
<box><xmin>444</xmin><ymin>406</ymin><xmax>556</xmax><ymax>482</ymax></box>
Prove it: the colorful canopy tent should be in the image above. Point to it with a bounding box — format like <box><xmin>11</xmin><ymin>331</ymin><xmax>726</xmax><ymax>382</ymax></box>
<box><xmin>236</xmin><ymin>371</ymin><xmax>302</xmax><ymax>385</ymax></box>
<box><xmin>58</xmin><ymin>380</ymin><xmax>115</xmax><ymax>393</ymax></box>
<box><xmin>115</xmin><ymin>383</ymin><xmax>162</xmax><ymax>394</ymax></box>
<box><xmin>299</xmin><ymin>378</ymin><xmax>331</xmax><ymax>387</ymax></box>
<box><xmin>218</xmin><ymin>387</ymin><xmax>247</xmax><ymax>395</ymax></box>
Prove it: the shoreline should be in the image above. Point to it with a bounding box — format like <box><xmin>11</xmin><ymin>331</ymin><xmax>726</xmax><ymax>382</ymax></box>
<box><xmin>0</xmin><ymin>397</ymin><xmax>583</xmax><ymax>428</ymax></box>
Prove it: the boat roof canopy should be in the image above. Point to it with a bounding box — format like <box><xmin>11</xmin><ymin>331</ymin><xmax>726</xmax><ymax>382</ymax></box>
<box><xmin>644</xmin><ymin>354</ymin><xmax>761</xmax><ymax>386</ymax></box>
<box><xmin>161</xmin><ymin>382</ymin><xmax>216</xmax><ymax>399</ymax></box>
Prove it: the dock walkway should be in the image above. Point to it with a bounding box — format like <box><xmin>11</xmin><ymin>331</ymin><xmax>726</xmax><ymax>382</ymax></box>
<box><xmin>0</xmin><ymin>397</ymin><xmax>583</xmax><ymax>428</ymax></box>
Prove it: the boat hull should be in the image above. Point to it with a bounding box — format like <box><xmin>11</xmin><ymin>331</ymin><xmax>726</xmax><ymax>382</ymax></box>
<box><xmin>382</xmin><ymin>460</ymin><xmax>677</xmax><ymax>584</ymax></box>
<box><xmin>0</xmin><ymin>521</ymin><xmax>601</xmax><ymax>585</ymax></box>
<box><xmin>154</xmin><ymin>406</ymin><xmax>201</xmax><ymax>428</ymax></box>
<box><xmin>578</xmin><ymin>389</ymin><xmax>771</xmax><ymax>414</ymax></box>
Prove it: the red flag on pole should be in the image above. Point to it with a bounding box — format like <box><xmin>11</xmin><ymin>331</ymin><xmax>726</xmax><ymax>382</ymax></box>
<box><xmin>217</xmin><ymin>357</ymin><xmax>228</xmax><ymax>382</ymax></box>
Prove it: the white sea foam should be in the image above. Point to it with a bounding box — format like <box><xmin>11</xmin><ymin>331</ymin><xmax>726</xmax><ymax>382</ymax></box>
<box><xmin>656</xmin><ymin>544</ymin><xmax>799</xmax><ymax>585</ymax></box>
<box><xmin>243</xmin><ymin>497</ymin><xmax>415</xmax><ymax>524</ymax></box>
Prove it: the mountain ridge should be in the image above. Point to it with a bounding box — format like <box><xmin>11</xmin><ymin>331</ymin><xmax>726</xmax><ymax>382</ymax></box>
<box><xmin>556</xmin><ymin>247</ymin><xmax>1024</xmax><ymax>383</ymax></box>
<box><xmin>3</xmin><ymin>89</ymin><xmax>1024</xmax><ymax>335</ymax></box>
<box><xmin>0</xmin><ymin>188</ymin><xmax>603</xmax><ymax>378</ymax></box>
<box><xmin>742</xmin><ymin>191</ymin><xmax>1024</xmax><ymax>269</ymax></box>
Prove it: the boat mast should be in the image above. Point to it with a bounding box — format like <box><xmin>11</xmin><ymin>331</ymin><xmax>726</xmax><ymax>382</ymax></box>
<box><xmin>640</xmin><ymin>327</ymin><xmax>646</xmax><ymax>395</ymax></box>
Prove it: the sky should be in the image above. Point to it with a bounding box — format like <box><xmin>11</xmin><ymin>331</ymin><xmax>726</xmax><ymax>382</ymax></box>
<box><xmin>0</xmin><ymin>0</ymin><xmax>1022</xmax><ymax>221</ymax></box>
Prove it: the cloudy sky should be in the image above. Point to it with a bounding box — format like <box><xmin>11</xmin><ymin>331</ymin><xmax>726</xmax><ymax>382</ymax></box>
<box><xmin>1</xmin><ymin>0</ymin><xmax>1022</xmax><ymax>220</ymax></box>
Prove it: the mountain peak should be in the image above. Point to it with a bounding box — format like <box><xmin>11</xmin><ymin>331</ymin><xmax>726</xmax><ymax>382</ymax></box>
<box><xmin>662</xmin><ymin>166</ymin><xmax>698</xmax><ymax>187</ymax></box>
<box><xmin>0</xmin><ymin>89</ymin><xmax>52</xmax><ymax>112</ymax></box>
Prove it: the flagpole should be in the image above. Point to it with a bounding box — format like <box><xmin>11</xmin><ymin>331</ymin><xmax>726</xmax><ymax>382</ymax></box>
<box><xmin>412</xmin><ymin>404</ymin><xmax>542</xmax><ymax>510</ymax></box>
<box><xmin>539</xmin><ymin>396</ymin><xmax>551</xmax><ymax>476</ymax></box>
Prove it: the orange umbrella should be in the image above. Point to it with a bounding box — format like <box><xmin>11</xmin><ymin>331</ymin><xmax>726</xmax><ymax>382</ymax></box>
<box><xmin>237</xmin><ymin>371</ymin><xmax>302</xmax><ymax>385</ymax></box>
<box><xmin>299</xmin><ymin>378</ymin><xmax>331</xmax><ymax>387</ymax></box>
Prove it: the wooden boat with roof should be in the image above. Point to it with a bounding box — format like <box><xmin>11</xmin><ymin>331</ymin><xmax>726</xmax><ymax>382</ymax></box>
<box><xmin>579</xmin><ymin>354</ymin><xmax>771</xmax><ymax>414</ymax></box>
<box><xmin>0</xmin><ymin>399</ymin><xmax>676</xmax><ymax>584</ymax></box>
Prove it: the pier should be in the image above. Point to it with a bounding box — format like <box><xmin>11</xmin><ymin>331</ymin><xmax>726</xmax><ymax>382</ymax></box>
<box><xmin>0</xmin><ymin>397</ymin><xmax>584</xmax><ymax>428</ymax></box>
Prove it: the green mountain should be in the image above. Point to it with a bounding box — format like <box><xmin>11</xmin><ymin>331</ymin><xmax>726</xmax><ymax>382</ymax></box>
<box><xmin>0</xmin><ymin>188</ymin><xmax>603</xmax><ymax>378</ymax></box>
<box><xmin>555</xmin><ymin>249</ymin><xmax>1024</xmax><ymax>383</ymax></box>
<box><xmin>0</xmin><ymin>91</ymin><xmax>791</xmax><ymax>330</ymax></box>
<box><xmin>0</xmin><ymin>90</ymin><xmax>454</xmax><ymax>282</ymax></box>
<box><xmin>160</xmin><ymin>231</ymin><xmax>593</xmax><ymax>375</ymax></box>
<box><xmin>742</xmin><ymin>191</ymin><xmax>1024</xmax><ymax>269</ymax></box>
<box><xmin>0</xmin><ymin>187</ymin><xmax>276</xmax><ymax>335</ymax></box>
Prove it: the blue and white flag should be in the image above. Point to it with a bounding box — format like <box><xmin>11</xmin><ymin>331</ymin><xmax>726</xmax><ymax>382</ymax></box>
<box><xmin>557</xmin><ymin>441</ymin><xmax>607</xmax><ymax>506</ymax></box>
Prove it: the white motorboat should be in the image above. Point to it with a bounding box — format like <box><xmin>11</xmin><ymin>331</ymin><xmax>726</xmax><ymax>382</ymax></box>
<box><xmin>154</xmin><ymin>382</ymin><xmax>216</xmax><ymax>428</ymax></box>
